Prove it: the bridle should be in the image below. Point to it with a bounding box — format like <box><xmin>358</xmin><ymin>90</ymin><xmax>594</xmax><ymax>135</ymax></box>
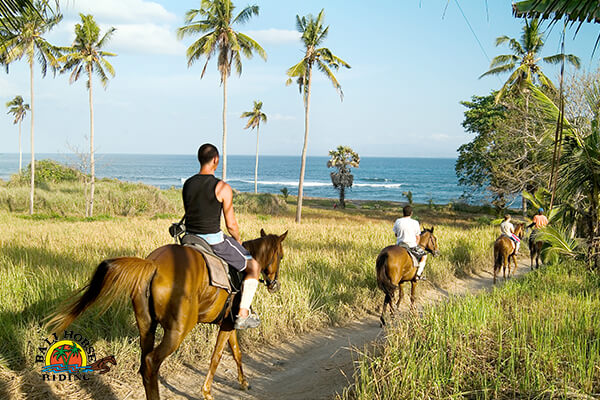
<box><xmin>258</xmin><ymin>246</ymin><xmax>282</xmax><ymax>290</ymax></box>
<box><xmin>419</xmin><ymin>230</ymin><xmax>438</xmax><ymax>256</ymax></box>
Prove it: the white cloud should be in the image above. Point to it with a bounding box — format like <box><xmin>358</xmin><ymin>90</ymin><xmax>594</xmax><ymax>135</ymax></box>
<box><xmin>270</xmin><ymin>113</ymin><xmax>296</xmax><ymax>121</ymax></box>
<box><xmin>69</xmin><ymin>0</ymin><xmax>176</xmax><ymax>23</ymax></box>
<box><xmin>109</xmin><ymin>23</ymin><xmax>185</xmax><ymax>55</ymax></box>
<box><xmin>243</xmin><ymin>29</ymin><xmax>301</xmax><ymax>45</ymax></box>
<box><xmin>431</xmin><ymin>133</ymin><xmax>450</xmax><ymax>141</ymax></box>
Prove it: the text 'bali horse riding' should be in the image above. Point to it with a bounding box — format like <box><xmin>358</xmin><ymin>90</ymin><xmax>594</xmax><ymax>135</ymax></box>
<box><xmin>46</xmin><ymin>229</ymin><xmax>287</xmax><ymax>400</ymax></box>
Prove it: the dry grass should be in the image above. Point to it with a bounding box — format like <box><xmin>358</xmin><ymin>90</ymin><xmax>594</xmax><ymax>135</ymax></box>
<box><xmin>0</xmin><ymin>181</ymin><xmax>498</xmax><ymax>399</ymax></box>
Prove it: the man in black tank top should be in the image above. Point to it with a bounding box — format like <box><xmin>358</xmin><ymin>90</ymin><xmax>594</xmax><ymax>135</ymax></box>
<box><xmin>182</xmin><ymin>144</ymin><xmax>261</xmax><ymax>330</ymax></box>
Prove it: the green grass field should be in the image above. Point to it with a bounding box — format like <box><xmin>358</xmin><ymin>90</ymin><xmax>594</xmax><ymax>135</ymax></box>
<box><xmin>344</xmin><ymin>262</ymin><xmax>600</xmax><ymax>399</ymax></box>
<box><xmin>0</xmin><ymin>179</ymin><xmax>498</xmax><ymax>398</ymax></box>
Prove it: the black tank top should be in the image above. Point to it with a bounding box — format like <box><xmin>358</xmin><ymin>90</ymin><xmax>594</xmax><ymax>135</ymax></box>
<box><xmin>182</xmin><ymin>174</ymin><xmax>223</xmax><ymax>234</ymax></box>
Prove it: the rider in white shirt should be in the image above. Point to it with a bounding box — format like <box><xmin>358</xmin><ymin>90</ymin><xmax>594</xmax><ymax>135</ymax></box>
<box><xmin>393</xmin><ymin>205</ymin><xmax>427</xmax><ymax>280</ymax></box>
<box><xmin>500</xmin><ymin>214</ymin><xmax>520</xmax><ymax>254</ymax></box>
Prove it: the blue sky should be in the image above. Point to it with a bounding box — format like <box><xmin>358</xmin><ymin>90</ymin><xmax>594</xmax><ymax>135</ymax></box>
<box><xmin>1</xmin><ymin>0</ymin><xmax>599</xmax><ymax>158</ymax></box>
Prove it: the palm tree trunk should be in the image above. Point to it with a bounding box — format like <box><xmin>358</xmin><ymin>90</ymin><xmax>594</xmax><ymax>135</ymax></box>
<box><xmin>88</xmin><ymin>66</ymin><xmax>95</xmax><ymax>217</ymax></box>
<box><xmin>254</xmin><ymin>123</ymin><xmax>259</xmax><ymax>194</ymax></box>
<box><xmin>18</xmin><ymin>119</ymin><xmax>22</xmax><ymax>173</ymax></box>
<box><xmin>222</xmin><ymin>73</ymin><xmax>228</xmax><ymax>182</ymax></box>
<box><xmin>296</xmin><ymin>65</ymin><xmax>313</xmax><ymax>224</ymax></box>
<box><xmin>522</xmin><ymin>93</ymin><xmax>529</xmax><ymax>218</ymax></box>
<box><xmin>339</xmin><ymin>186</ymin><xmax>345</xmax><ymax>209</ymax></box>
<box><xmin>29</xmin><ymin>60</ymin><xmax>34</xmax><ymax>215</ymax></box>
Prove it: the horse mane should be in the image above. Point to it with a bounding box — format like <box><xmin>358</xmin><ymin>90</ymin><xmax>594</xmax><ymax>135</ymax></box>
<box><xmin>243</xmin><ymin>234</ymin><xmax>279</xmax><ymax>265</ymax></box>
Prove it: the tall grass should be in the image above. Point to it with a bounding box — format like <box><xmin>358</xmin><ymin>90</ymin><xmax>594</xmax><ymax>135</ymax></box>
<box><xmin>345</xmin><ymin>262</ymin><xmax>600</xmax><ymax>399</ymax></box>
<box><xmin>0</xmin><ymin>180</ymin><xmax>499</xmax><ymax>398</ymax></box>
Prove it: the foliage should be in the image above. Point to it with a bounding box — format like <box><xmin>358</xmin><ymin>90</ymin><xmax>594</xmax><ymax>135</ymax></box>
<box><xmin>5</xmin><ymin>95</ymin><xmax>29</xmax><ymax>124</ymax></box>
<box><xmin>402</xmin><ymin>190</ymin><xmax>413</xmax><ymax>205</ymax></box>
<box><xmin>241</xmin><ymin>100</ymin><xmax>267</xmax><ymax>130</ymax></box>
<box><xmin>345</xmin><ymin>262</ymin><xmax>600</xmax><ymax>399</ymax></box>
<box><xmin>536</xmin><ymin>225</ymin><xmax>583</xmax><ymax>260</ymax></box>
<box><xmin>480</xmin><ymin>18</ymin><xmax>580</xmax><ymax>103</ymax></box>
<box><xmin>327</xmin><ymin>145</ymin><xmax>359</xmax><ymax>209</ymax></box>
<box><xmin>58</xmin><ymin>14</ymin><xmax>116</xmax><ymax>88</ymax></box>
<box><xmin>0</xmin><ymin>1</ymin><xmax>62</xmax><ymax>73</ymax></box>
<box><xmin>15</xmin><ymin>159</ymin><xmax>83</xmax><ymax>184</ymax></box>
<box><xmin>456</xmin><ymin>92</ymin><xmax>553</xmax><ymax>207</ymax></box>
<box><xmin>177</xmin><ymin>0</ymin><xmax>266</xmax><ymax>79</ymax></box>
<box><xmin>514</xmin><ymin>0</ymin><xmax>600</xmax><ymax>24</ymax></box>
<box><xmin>280</xmin><ymin>187</ymin><xmax>289</xmax><ymax>200</ymax></box>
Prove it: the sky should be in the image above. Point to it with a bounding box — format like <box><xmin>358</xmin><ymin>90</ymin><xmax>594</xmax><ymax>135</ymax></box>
<box><xmin>1</xmin><ymin>0</ymin><xmax>599</xmax><ymax>158</ymax></box>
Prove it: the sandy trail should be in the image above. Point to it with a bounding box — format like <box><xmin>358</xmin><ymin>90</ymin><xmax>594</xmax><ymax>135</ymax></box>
<box><xmin>128</xmin><ymin>260</ymin><xmax>531</xmax><ymax>400</ymax></box>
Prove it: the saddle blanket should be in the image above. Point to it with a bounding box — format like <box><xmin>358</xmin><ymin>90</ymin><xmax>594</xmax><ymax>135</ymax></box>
<box><xmin>181</xmin><ymin>234</ymin><xmax>233</xmax><ymax>293</ymax></box>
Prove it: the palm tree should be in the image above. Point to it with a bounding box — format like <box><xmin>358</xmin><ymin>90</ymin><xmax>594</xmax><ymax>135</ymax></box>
<box><xmin>58</xmin><ymin>14</ymin><xmax>116</xmax><ymax>217</ymax></box>
<box><xmin>327</xmin><ymin>145</ymin><xmax>359</xmax><ymax>209</ymax></box>
<box><xmin>241</xmin><ymin>100</ymin><xmax>266</xmax><ymax>193</ymax></box>
<box><xmin>0</xmin><ymin>1</ymin><xmax>62</xmax><ymax>215</ymax></box>
<box><xmin>286</xmin><ymin>9</ymin><xmax>350</xmax><ymax>223</ymax></box>
<box><xmin>177</xmin><ymin>0</ymin><xmax>266</xmax><ymax>182</ymax></box>
<box><xmin>480</xmin><ymin>18</ymin><xmax>580</xmax><ymax>103</ymax></box>
<box><xmin>481</xmin><ymin>18</ymin><xmax>580</xmax><ymax>216</ymax></box>
<box><xmin>6</xmin><ymin>95</ymin><xmax>30</xmax><ymax>172</ymax></box>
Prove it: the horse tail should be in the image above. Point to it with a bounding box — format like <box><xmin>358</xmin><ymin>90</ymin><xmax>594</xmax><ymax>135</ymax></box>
<box><xmin>376</xmin><ymin>251</ymin><xmax>397</xmax><ymax>295</ymax></box>
<box><xmin>493</xmin><ymin>243</ymin><xmax>502</xmax><ymax>271</ymax></box>
<box><xmin>45</xmin><ymin>257</ymin><xmax>157</xmax><ymax>334</ymax></box>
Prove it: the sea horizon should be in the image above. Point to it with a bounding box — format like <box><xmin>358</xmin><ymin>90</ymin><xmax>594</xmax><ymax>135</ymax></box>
<box><xmin>0</xmin><ymin>153</ymin><xmax>493</xmax><ymax>205</ymax></box>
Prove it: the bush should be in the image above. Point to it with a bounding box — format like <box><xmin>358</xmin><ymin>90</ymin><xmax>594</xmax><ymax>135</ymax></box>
<box><xmin>234</xmin><ymin>192</ymin><xmax>288</xmax><ymax>215</ymax></box>
<box><xmin>10</xmin><ymin>159</ymin><xmax>84</xmax><ymax>185</ymax></box>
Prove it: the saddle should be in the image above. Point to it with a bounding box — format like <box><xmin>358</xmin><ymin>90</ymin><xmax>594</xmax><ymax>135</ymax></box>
<box><xmin>397</xmin><ymin>243</ymin><xmax>426</xmax><ymax>267</ymax></box>
<box><xmin>180</xmin><ymin>234</ymin><xmax>243</xmax><ymax>294</ymax></box>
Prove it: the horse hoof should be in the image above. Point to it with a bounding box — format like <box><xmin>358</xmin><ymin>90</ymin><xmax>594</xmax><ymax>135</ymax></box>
<box><xmin>239</xmin><ymin>380</ymin><xmax>250</xmax><ymax>391</ymax></box>
<box><xmin>202</xmin><ymin>392</ymin><xmax>214</xmax><ymax>400</ymax></box>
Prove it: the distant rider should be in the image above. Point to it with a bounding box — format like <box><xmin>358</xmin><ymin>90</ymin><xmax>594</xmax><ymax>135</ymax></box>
<box><xmin>527</xmin><ymin>207</ymin><xmax>549</xmax><ymax>245</ymax></box>
<box><xmin>393</xmin><ymin>205</ymin><xmax>427</xmax><ymax>280</ymax></box>
<box><xmin>182</xmin><ymin>143</ymin><xmax>261</xmax><ymax>330</ymax></box>
<box><xmin>500</xmin><ymin>214</ymin><xmax>520</xmax><ymax>255</ymax></box>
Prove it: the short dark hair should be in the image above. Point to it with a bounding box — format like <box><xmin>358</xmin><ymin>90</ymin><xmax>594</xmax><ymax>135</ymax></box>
<box><xmin>197</xmin><ymin>143</ymin><xmax>219</xmax><ymax>166</ymax></box>
<box><xmin>403</xmin><ymin>205</ymin><xmax>413</xmax><ymax>217</ymax></box>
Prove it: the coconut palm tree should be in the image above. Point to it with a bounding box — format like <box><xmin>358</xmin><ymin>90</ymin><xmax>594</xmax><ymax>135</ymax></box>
<box><xmin>6</xmin><ymin>95</ymin><xmax>30</xmax><ymax>172</ymax></box>
<box><xmin>327</xmin><ymin>145</ymin><xmax>359</xmax><ymax>209</ymax></box>
<box><xmin>177</xmin><ymin>0</ymin><xmax>266</xmax><ymax>182</ymax></box>
<box><xmin>286</xmin><ymin>9</ymin><xmax>350</xmax><ymax>223</ymax></box>
<box><xmin>480</xmin><ymin>18</ymin><xmax>580</xmax><ymax>103</ymax></box>
<box><xmin>58</xmin><ymin>14</ymin><xmax>116</xmax><ymax>217</ymax></box>
<box><xmin>0</xmin><ymin>1</ymin><xmax>62</xmax><ymax>215</ymax></box>
<box><xmin>241</xmin><ymin>100</ymin><xmax>266</xmax><ymax>193</ymax></box>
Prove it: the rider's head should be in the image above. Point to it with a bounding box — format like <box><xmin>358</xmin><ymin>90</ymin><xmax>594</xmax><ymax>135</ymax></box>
<box><xmin>504</xmin><ymin>214</ymin><xmax>511</xmax><ymax>221</ymax></box>
<box><xmin>198</xmin><ymin>144</ymin><xmax>219</xmax><ymax>171</ymax></box>
<box><xmin>538</xmin><ymin>208</ymin><xmax>544</xmax><ymax>215</ymax></box>
<box><xmin>403</xmin><ymin>205</ymin><xmax>413</xmax><ymax>217</ymax></box>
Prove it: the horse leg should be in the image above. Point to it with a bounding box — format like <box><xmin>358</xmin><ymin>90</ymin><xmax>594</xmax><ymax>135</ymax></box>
<box><xmin>410</xmin><ymin>281</ymin><xmax>416</xmax><ymax>310</ymax></box>
<box><xmin>511</xmin><ymin>254</ymin><xmax>518</xmax><ymax>276</ymax></box>
<box><xmin>143</xmin><ymin>327</ymin><xmax>189</xmax><ymax>400</ymax></box>
<box><xmin>380</xmin><ymin>294</ymin><xmax>389</xmax><ymax>326</ymax></box>
<box><xmin>502</xmin><ymin>254</ymin><xmax>508</xmax><ymax>281</ymax></box>
<box><xmin>228</xmin><ymin>329</ymin><xmax>249</xmax><ymax>390</ymax></box>
<box><xmin>202</xmin><ymin>326</ymin><xmax>233</xmax><ymax>400</ymax></box>
<box><xmin>132</xmin><ymin>294</ymin><xmax>158</xmax><ymax>400</ymax></box>
<box><xmin>396</xmin><ymin>284</ymin><xmax>404</xmax><ymax>308</ymax></box>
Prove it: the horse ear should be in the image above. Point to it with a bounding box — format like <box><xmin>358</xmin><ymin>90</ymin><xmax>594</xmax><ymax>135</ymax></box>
<box><xmin>260</xmin><ymin>228</ymin><xmax>266</xmax><ymax>237</ymax></box>
<box><xmin>279</xmin><ymin>230</ymin><xmax>288</xmax><ymax>241</ymax></box>
<box><xmin>430</xmin><ymin>226</ymin><xmax>434</xmax><ymax>234</ymax></box>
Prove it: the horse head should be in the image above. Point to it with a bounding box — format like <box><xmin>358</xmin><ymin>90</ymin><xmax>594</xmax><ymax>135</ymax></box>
<box><xmin>420</xmin><ymin>227</ymin><xmax>440</xmax><ymax>256</ymax></box>
<box><xmin>244</xmin><ymin>229</ymin><xmax>288</xmax><ymax>293</ymax></box>
<box><xmin>513</xmin><ymin>223</ymin><xmax>525</xmax><ymax>239</ymax></box>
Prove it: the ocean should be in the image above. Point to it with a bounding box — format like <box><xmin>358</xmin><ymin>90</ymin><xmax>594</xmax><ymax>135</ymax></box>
<box><xmin>0</xmin><ymin>153</ymin><xmax>479</xmax><ymax>204</ymax></box>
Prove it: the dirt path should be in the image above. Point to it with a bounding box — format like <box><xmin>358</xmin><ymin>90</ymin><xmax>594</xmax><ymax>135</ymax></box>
<box><xmin>133</xmin><ymin>260</ymin><xmax>531</xmax><ymax>400</ymax></box>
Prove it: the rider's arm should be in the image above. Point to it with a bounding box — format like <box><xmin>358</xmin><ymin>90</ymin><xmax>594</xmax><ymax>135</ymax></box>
<box><xmin>527</xmin><ymin>222</ymin><xmax>535</xmax><ymax>229</ymax></box>
<box><xmin>216</xmin><ymin>181</ymin><xmax>242</xmax><ymax>243</ymax></box>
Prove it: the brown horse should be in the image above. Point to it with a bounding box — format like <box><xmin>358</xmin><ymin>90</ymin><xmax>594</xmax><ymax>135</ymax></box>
<box><xmin>46</xmin><ymin>229</ymin><xmax>288</xmax><ymax>400</ymax></box>
<box><xmin>493</xmin><ymin>223</ymin><xmax>523</xmax><ymax>284</ymax></box>
<box><xmin>529</xmin><ymin>230</ymin><xmax>544</xmax><ymax>269</ymax></box>
<box><xmin>376</xmin><ymin>227</ymin><xmax>439</xmax><ymax>326</ymax></box>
